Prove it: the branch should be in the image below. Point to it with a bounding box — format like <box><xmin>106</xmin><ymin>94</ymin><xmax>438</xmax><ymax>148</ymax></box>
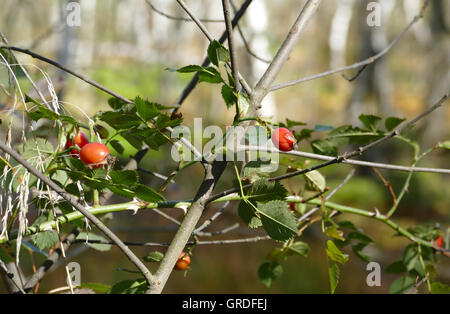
<box><xmin>145</xmin><ymin>0</ymin><xmax>223</xmax><ymax>23</ymax></box>
<box><xmin>269</xmin><ymin>0</ymin><xmax>431</xmax><ymax>91</ymax></box>
<box><xmin>242</xmin><ymin>146</ymin><xmax>450</xmax><ymax>174</ymax></box>
<box><xmin>222</xmin><ymin>0</ymin><xmax>241</xmax><ymax>120</ymax></box>
<box><xmin>146</xmin><ymin>160</ymin><xmax>228</xmax><ymax>294</ymax></box>
<box><xmin>171</xmin><ymin>0</ymin><xmax>253</xmax><ymax>113</ymax></box>
<box><xmin>75</xmin><ymin>235</ymin><xmax>272</xmax><ymax>247</ymax></box>
<box><xmin>0</xmin><ymin>141</ymin><xmax>155</xmax><ymax>287</ymax></box>
<box><xmin>251</xmin><ymin>0</ymin><xmax>321</xmax><ymax>105</ymax></box>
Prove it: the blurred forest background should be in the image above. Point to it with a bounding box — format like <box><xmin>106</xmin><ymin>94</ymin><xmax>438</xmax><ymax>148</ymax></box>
<box><xmin>0</xmin><ymin>0</ymin><xmax>449</xmax><ymax>293</ymax></box>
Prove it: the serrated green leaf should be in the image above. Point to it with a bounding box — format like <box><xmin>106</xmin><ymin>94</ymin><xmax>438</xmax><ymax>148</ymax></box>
<box><xmin>326</xmin><ymin>240</ymin><xmax>349</xmax><ymax>264</ymax></box>
<box><xmin>143</xmin><ymin>251</ymin><xmax>164</xmax><ymax>263</ymax></box>
<box><xmin>134</xmin><ymin>96</ymin><xmax>162</xmax><ymax>121</ymax></box>
<box><xmin>385</xmin><ymin>117</ymin><xmax>405</xmax><ymax>132</ymax></box>
<box><xmin>250</xmin><ymin>179</ymin><xmax>287</xmax><ymax>202</ymax></box>
<box><xmin>359</xmin><ymin>114</ymin><xmax>382</xmax><ymax>132</ymax></box>
<box><xmin>389</xmin><ymin>276</ymin><xmax>415</xmax><ymax>294</ymax></box>
<box><xmin>96</xmin><ymin>111</ymin><xmax>142</xmax><ymax>130</ymax></box>
<box><xmin>294</xmin><ymin>128</ymin><xmax>314</xmax><ymax>142</ymax></box>
<box><xmin>258</xmin><ymin>262</ymin><xmax>283</xmax><ymax>288</ymax></box>
<box><xmin>257</xmin><ymin>200</ymin><xmax>297</xmax><ymax>241</ymax></box>
<box><xmin>31</xmin><ymin>230</ymin><xmax>59</xmax><ymax>251</ymax></box>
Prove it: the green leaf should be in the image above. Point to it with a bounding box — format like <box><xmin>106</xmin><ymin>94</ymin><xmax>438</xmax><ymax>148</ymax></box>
<box><xmin>294</xmin><ymin>128</ymin><xmax>314</xmax><ymax>142</ymax></box>
<box><xmin>257</xmin><ymin>200</ymin><xmax>298</xmax><ymax>241</ymax></box>
<box><xmin>96</xmin><ymin>111</ymin><xmax>142</xmax><ymax>130</ymax></box>
<box><xmin>304</xmin><ymin>170</ymin><xmax>326</xmax><ymax>192</ymax></box>
<box><xmin>31</xmin><ymin>230</ymin><xmax>59</xmax><ymax>251</ymax></box>
<box><xmin>347</xmin><ymin>231</ymin><xmax>373</xmax><ymax>244</ymax></box>
<box><xmin>79</xmin><ymin>282</ymin><xmax>111</xmax><ymax>294</ymax></box>
<box><xmin>326</xmin><ymin>240</ymin><xmax>349</xmax><ymax>264</ymax></box>
<box><xmin>431</xmin><ymin>282</ymin><xmax>450</xmax><ymax>294</ymax></box>
<box><xmin>328</xmin><ymin>259</ymin><xmax>340</xmax><ymax>294</ymax></box>
<box><xmin>359</xmin><ymin>114</ymin><xmax>382</xmax><ymax>132</ymax></box>
<box><xmin>385</xmin><ymin>117</ymin><xmax>405</xmax><ymax>132</ymax></box>
<box><xmin>134</xmin><ymin>96</ymin><xmax>163</xmax><ymax>121</ymax></box>
<box><xmin>311</xmin><ymin>139</ymin><xmax>338</xmax><ymax>157</ymax></box>
<box><xmin>198</xmin><ymin>66</ymin><xmax>223</xmax><ymax>84</ymax></box>
<box><xmin>385</xmin><ymin>260</ymin><xmax>407</xmax><ymax>274</ymax></box>
<box><xmin>237</xmin><ymin>92</ymin><xmax>250</xmax><ymax>116</ymax></box>
<box><xmin>109</xmin><ymin>170</ymin><xmax>139</xmax><ymax>186</ymax></box>
<box><xmin>258</xmin><ymin>262</ymin><xmax>283</xmax><ymax>288</ymax></box>
<box><xmin>351</xmin><ymin>243</ymin><xmax>371</xmax><ymax>263</ymax></box>
<box><xmin>238</xmin><ymin>201</ymin><xmax>262</xmax><ymax>228</ymax></box>
<box><xmin>325</xmin><ymin>226</ymin><xmax>345</xmax><ymax>241</ymax></box>
<box><xmin>76</xmin><ymin>232</ymin><xmax>112</xmax><ymax>252</ymax></box>
<box><xmin>109</xmin><ymin>140</ymin><xmax>124</xmax><ymax>154</ymax></box>
<box><xmin>221</xmin><ymin>84</ymin><xmax>236</xmax><ymax>108</ymax></box>
<box><xmin>143</xmin><ymin>251</ymin><xmax>164</xmax><ymax>263</ymax></box>
<box><xmin>389</xmin><ymin>276</ymin><xmax>415</xmax><ymax>294</ymax></box>
<box><xmin>108</xmin><ymin>97</ymin><xmax>127</xmax><ymax>110</ymax></box>
<box><xmin>287</xmin><ymin>241</ymin><xmax>310</xmax><ymax>257</ymax></box>
<box><xmin>110</xmin><ymin>278</ymin><xmax>146</xmax><ymax>294</ymax></box>
<box><xmin>133</xmin><ymin>184</ymin><xmax>165</xmax><ymax>202</ymax></box>
<box><xmin>207</xmin><ymin>40</ymin><xmax>230</xmax><ymax>66</ymax></box>
<box><xmin>286</xmin><ymin>119</ymin><xmax>306</xmax><ymax>128</ymax></box>
<box><xmin>250</xmin><ymin>179</ymin><xmax>287</xmax><ymax>202</ymax></box>
<box><xmin>171</xmin><ymin>65</ymin><xmax>204</xmax><ymax>73</ymax></box>
<box><xmin>437</xmin><ymin>140</ymin><xmax>450</xmax><ymax>150</ymax></box>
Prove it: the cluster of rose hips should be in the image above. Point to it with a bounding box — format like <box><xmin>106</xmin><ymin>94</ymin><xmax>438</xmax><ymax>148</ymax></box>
<box><xmin>65</xmin><ymin>131</ymin><xmax>111</xmax><ymax>168</ymax></box>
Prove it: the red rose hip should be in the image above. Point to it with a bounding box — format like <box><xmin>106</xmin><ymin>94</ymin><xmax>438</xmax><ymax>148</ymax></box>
<box><xmin>80</xmin><ymin>142</ymin><xmax>111</xmax><ymax>168</ymax></box>
<box><xmin>271</xmin><ymin>127</ymin><xmax>296</xmax><ymax>151</ymax></box>
<box><xmin>174</xmin><ymin>252</ymin><xmax>191</xmax><ymax>271</ymax></box>
<box><xmin>74</xmin><ymin>131</ymin><xmax>89</xmax><ymax>148</ymax></box>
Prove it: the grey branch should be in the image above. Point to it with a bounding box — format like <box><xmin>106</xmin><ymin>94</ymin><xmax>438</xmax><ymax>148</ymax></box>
<box><xmin>243</xmin><ymin>146</ymin><xmax>450</xmax><ymax>174</ymax></box>
<box><xmin>270</xmin><ymin>0</ymin><xmax>431</xmax><ymax>91</ymax></box>
<box><xmin>251</xmin><ymin>0</ymin><xmax>321</xmax><ymax>105</ymax></box>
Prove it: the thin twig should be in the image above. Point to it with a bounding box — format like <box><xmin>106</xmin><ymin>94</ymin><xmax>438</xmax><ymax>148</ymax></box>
<box><xmin>222</xmin><ymin>0</ymin><xmax>241</xmax><ymax>121</ymax></box>
<box><xmin>242</xmin><ymin>146</ymin><xmax>450</xmax><ymax>174</ymax></box>
<box><xmin>194</xmin><ymin>200</ymin><xmax>231</xmax><ymax>234</ymax></box>
<box><xmin>270</xmin><ymin>0</ymin><xmax>431</xmax><ymax>91</ymax></box>
<box><xmin>75</xmin><ymin>235</ymin><xmax>272</xmax><ymax>247</ymax></box>
<box><xmin>372</xmin><ymin>167</ymin><xmax>397</xmax><ymax>206</ymax></box>
<box><xmin>170</xmin><ymin>0</ymin><xmax>253</xmax><ymax>114</ymax></box>
<box><xmin>251</xmin><ymin>0</ymin><xmax>321</xmax><ymax>106</ymax></box>
<box><xmin>146</xmin><ymin>0</ymin><xmax>223</xmax><ymax>23</ymax></box>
